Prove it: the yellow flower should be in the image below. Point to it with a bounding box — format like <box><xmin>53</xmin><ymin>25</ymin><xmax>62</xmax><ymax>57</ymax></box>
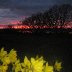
<box><xmin>0</xmin><ymin>48</ymin><xmax>63</xmax><ymax>72</ymax></box>
<box><xmin>13</xmin><ymin>59</ymin><xmax>22</xmax><ymax>72</ymax></box>
<box><xmin>0</xmin><ymin>48</ymin><xmax>7</xmax><ymax>60</ymax></box>
<box><xmin>0</xmin><ymin>65</ymin><xmax>8</xmax><ymax>72</ymax></box>
<box><xmin>44</xmin><ymin>62</ymin><xmax>53</xmax><ymax>72</ymax></box>
<box><xmin>15</xmin><ymin>63</ymin><xmax>22</xmax><ymax>72</ymax></box>
<box><xmin>35</xmin><ymin>55</ymin><xmax>39</xmax><ymax>59</ymax></box>
<box><xmin>31</xmin><ymin>57</ymin><xmax>44</xmax><ymax>72</ymax></box>
<box><xmin>21</xmin><ymin>56</ymin><xmax>31</xmax><ymax>68</ymax></box>
<box><xmin>15</xmin><ymin>59</ymin><xmax>20</xmax><ymax>65</ymax></box>
<box><xmin>1</xmin><ymin>56</ymin><xmax>10</xmax><ymax>65</ymax></box>
<box><xmin>54</xmin><ymin>61</ymin><xmax>62</xmax><ymax>71</ymax></box>
<box><xmin>8</xmin><ymin>49</ymin><xmax>17</xmax><ymax>63</ymax></box>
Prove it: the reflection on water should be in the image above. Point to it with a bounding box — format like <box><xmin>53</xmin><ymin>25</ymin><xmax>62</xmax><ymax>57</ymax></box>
<box><xmin>0</xmin><ymin>34</ymin><xmax>72</xmax><ymax>72</ymax></box>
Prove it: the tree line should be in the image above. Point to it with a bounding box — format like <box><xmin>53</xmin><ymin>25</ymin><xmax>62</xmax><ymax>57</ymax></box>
<box><xmin>22</xmin><ymin>4</ymin><xmax>72</xmax><ymax>28</ymax></box>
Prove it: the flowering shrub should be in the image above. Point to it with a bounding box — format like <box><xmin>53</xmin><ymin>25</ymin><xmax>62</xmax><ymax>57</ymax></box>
<box><xmin>0</xmin><ymin>48</ymin><xmax>62</xmax><ymax>72</ymax></box>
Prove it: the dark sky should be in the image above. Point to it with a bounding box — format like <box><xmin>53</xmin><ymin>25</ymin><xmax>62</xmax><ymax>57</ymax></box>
<box><xmin>0</xmin><ymin>0</ymin><xmax>72</xmax><ymax>25</ymax></box>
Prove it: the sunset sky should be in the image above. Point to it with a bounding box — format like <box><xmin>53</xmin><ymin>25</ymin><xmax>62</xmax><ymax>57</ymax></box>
<box><xmin>0</xmin><ymin>0</ymin><xmax>72</xmax><ymax>25</ymax></box>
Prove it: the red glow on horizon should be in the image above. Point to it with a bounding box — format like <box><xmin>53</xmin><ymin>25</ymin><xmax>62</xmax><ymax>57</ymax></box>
<box><xmin>12</xmin><ymin>25</ymin><xmax>31</xmax><ymax>29</ymax></box>
<box><xmin>9</xmin><ymin>16</ymin><xmax>28</xmax><ymax>25</ymax></box>
<box><xmin>10</xmin><ymin>20</ymin><xmax>20</xmax><ymax>25</ymax></box>
<box><xmin>0</xmin><ymin>20</ymin><xmax>72</xmax><ymax>29</ymax></box>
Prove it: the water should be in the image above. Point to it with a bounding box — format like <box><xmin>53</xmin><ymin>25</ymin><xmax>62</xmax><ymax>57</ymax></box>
<box><xmin>0</xmin><ymin>33</ymin><xmax>72</xmax><ymax>72</ymax></box>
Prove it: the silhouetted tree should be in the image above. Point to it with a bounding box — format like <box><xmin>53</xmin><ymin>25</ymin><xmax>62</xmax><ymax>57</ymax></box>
<box><xmin>58</xmin><ymin>4</ymin><xmax>72</xmax><ymax>27</ymax></box>
<box><xmin>8</xmin><ymin>25</ymin><xmax>12</xmax><ymax>29</ymax></box>
<box><xmin>21</xmin><ymin>4</ymin><xmax>72</xmax><ymax>28</ymax></box>
<box><xmin>46</xmin><ymin>4</ymin><xmax>72</xmax><ymax>27</ymax></box>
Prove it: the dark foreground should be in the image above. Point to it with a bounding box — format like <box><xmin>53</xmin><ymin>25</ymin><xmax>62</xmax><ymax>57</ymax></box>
<box><xmin>0</xmin><ymin>30</ymin><xmax>72</xmax><ymax>72</ymax></box>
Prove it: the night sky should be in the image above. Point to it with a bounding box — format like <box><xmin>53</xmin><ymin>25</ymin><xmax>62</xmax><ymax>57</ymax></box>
<box><xmin>0</xmin><ymin>0</ymin><xmax>72</xmax><ymax>25</ymax></box>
